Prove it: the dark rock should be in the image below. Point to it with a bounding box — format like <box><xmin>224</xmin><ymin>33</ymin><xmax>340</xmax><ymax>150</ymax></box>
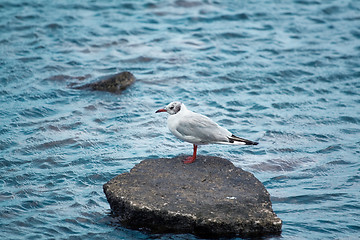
<box><xmin>74</xmin><ymin>71</ymin><xmax>135</xmax><ymax>93</ymax></box>
<box><xmin>103</xmin><ymin>155</ymin><xmax>282</xmax><ymax>238</ymax></box>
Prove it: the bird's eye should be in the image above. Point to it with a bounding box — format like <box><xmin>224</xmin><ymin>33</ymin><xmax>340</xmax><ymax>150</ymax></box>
<box><xmin>169</xmin><ymin>106</ymin><xmax>174</xmax><ymax>110</ymax></box>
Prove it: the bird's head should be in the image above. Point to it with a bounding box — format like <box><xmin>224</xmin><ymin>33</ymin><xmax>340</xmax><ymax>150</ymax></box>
<box><xmin>156</xmin><ymin>101</ymin><xmax>182</xmax><ymax>115</ymax></box>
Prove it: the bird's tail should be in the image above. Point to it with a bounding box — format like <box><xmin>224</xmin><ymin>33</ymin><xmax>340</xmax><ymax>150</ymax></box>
<box><xmin>228</xmin><ymin>134</ymin><xmax>258</xmax><ymax>145</ymax></box>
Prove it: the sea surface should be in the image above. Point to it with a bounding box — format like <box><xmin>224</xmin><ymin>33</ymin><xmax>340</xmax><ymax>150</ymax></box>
<box><xmin>1</xmin><ymin>0</ymin><xmax>359</xmax><ymax>239</ymax></box>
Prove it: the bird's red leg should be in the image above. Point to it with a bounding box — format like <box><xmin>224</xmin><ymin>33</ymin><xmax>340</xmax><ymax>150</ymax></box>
<box><xmin>183</xmin><ymin>144</ymin><xmax>197</xmax><ymax>164</ymax></box>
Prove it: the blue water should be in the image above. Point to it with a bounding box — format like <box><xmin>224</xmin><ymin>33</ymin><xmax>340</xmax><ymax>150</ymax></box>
<box><xmin>1</xmin><ymin>0</ymin><xmax>359</xmax><ymax>239</ymax></box>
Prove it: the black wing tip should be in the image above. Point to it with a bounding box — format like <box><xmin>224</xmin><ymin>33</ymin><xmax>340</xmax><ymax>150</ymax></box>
<box><xmin>230</xmin><ymin>134</ymin><xmax>259</xmax><ymax>145</ymax></box>
<box><xmin>243</xmin><ymin>140</ymin><xmax>258</xmax><ymax>145</ymax></box>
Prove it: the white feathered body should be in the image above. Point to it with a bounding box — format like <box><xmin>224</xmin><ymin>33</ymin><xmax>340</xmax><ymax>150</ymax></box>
<box><xmin>167</xmin><ymin>104</ymin><xmax>247</xmax><ymax>145</ymax></box>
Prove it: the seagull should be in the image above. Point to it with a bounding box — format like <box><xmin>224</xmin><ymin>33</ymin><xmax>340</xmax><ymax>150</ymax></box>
<box><xmin>156</xmin><ymin>101</ymin><xmax>258</xmax><ymax>164</ymax></box>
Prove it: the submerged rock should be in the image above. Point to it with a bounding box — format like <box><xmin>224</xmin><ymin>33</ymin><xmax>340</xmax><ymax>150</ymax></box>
<box><xmin>45</xmin><ymin>74</ymin><xmax>91</xmax><ymax>82</ymax></box>
<box><xmin>74</xmin><ymin>71</ymin><xmax>135</xmax><ymax>93</ymax></box>
<box><xmin>103</xmin><ymin>155</ymin><xmax>282</xmax><ymax>238</ymax></box>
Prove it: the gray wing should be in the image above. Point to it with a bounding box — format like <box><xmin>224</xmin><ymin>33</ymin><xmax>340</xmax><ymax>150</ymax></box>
<box><xmin>176</xmin><ymin>112</ymin><xmax>231</xmax><ymax>143</ymax></box>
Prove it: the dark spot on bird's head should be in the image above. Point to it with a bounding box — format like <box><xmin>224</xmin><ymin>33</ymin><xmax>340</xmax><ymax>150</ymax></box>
<box><xmin>166</xmin><ymin>101</ymin><xmax>182</xmax><ymax>115</ymax></box>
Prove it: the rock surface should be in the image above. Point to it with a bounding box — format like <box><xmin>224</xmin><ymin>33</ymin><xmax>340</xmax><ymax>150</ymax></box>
<box><xmin>74</xmin><ymin>71</ymin><xmax>135</xmax><ymax>93</ymax></box>
<box><xmin>103</xmin><ymin>155</ymin><xmax>282</xmax><ymax>238</ymax></box>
